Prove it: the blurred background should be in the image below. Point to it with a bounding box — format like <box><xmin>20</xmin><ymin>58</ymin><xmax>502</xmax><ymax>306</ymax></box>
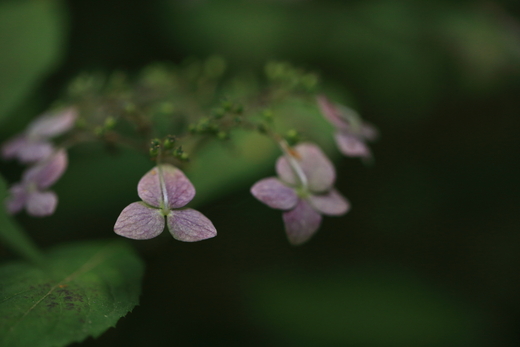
<box><xmin>1</xmin><ymin>0</ymin><xmax>520</xmax><ymax>346</ymax></box>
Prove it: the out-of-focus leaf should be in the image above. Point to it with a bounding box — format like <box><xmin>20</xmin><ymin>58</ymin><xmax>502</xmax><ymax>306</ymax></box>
<box><xmin>0</xmin><ymin>173</ymin><xmax>43</xmax><ymax>263</ymax></box>
<box><xmin>0</xmin><ymin>240</ymin><xmax>144</xmax><ymax>347</ymax></box>
<box><xmin>0</xmin><ymin>0</ymin><xmax>67</xmax><ymax>124</ymax></box>
<box><xmin>244</xmin><ymin>267</ymin><xmax>482</xmax><ymax>346</ymax></box>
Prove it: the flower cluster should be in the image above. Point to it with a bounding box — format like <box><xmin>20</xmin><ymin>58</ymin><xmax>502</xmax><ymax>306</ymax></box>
<box><xmin>251</xmin><ymin>143</ymin><xmax>349</xmax><ymax>245</ymax></box>
<box><xmin>1</xmin><ymin>61</ymin><xmax>378</xmax><ymax>247</ymax></box>
<box><xmin>114</xmin><ymin>164</ymin><xmax>216</xmax><ymax>242</ymax></box>
<box><xmin>1</xmin><ymin>108</ymin><xmax>77</xmax><ymax>216</ymax></box>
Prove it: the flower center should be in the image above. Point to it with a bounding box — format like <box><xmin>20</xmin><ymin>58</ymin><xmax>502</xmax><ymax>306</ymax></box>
<box><xmin>157</xmin><ymin>165</ymin><xmax>170</xmax><ymax>215</ymax></box>
<box><xmin>295</xmin><ymin>186</ymin><xmax>310</xmax><ymax>199</ymax></box>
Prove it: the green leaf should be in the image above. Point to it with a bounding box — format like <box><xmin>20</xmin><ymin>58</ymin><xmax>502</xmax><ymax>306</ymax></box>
<box><xmin>0</xmin><ymin>0</ymin><xmax>67</xmax><ymax>124</ymax></box>
<box><xmin>0</xmin><ymin>173</ymin><xmax>43</xmax><ymax>264</ymax></box>
<box><xmin>0</xmin><ymin>240</ymin><xmax>144</xmax><ymax>347</ymax></box>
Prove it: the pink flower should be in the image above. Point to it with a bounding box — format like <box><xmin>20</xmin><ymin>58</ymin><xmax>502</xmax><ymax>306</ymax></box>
<box><xmin>251</xmin><ymin>143</ymin><xmax>349</xmax><ymax>245</ymax></box>
<box><xmin>114</xmin><ymin>164</ymin><xmax>217</xmax><ymax>242</ymax></box>
<box><xmin>317</xmin><ymin>95</ymin><xmax>378</xmax><ymax>160</ymax></box>
<box><xmin>2</xmin><ymin>107</ymin><xmax>77</xmax><ymax>163</ymax></box>
<box><xmin>5</xmin><ymin>149</ymin><xmax>68</xmax><ymax>216</ymax></box>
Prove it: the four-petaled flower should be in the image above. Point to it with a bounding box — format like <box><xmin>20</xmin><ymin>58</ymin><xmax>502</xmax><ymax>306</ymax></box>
<box><xmin>317</xmin><ymin>95</ymin><xmax>377</xmax><ymax>160</ymax></box>
<box><xmin>251</xmin><ymin>142</ymin><xmax>349</xmax><ymax>245</ymax></box>
<box><xmin>114</xmin><ymin>164</ymin><xmax>217</xmax><ymax>241</ymax></box>
<box><xmin>5</xmin><ymin>149</ymin><xmax>68</xmax><ymax>217</ymax></box>
<box><xmin>1</xmin><ymin>107</ymin><xmax>77</xmax><ymax>163</ymax></box>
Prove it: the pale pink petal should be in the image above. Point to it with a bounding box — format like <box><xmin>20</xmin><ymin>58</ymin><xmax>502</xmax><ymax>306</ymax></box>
<box><xmin>114</xmin><ymin>202</ymin><xmax>165</xmax><ymax>240</ymax></box>
<box><xmin>26</xmin><ymin>107</ymin><xmax>78</xmax><ymax>138</ymax></box>
<box><xmin>16</xmin><ymin>140</ymin><xmax>55</xmax><ymax>163</ymax></box>
<box><xmin>251</xmin><ymin>177</ymin><xmax>298</xmax><ymax>210</ymax></box>
<box><xmin>161</xmin><ymin>165</ymin><xmax>196</xmax><ymax>209</ymax></box>
<box><xmin>276</xmin><ymin>143</ymin><xmax>335</xmax><ymax>193</ymax></box>
<box><xmin>26</xmin><ymin>190</ymin><xmax>57</xmax><ymax>217</ymax></box>
<box><xmin>316</xmin><ymin>95</ymin><xmax>349</xmax><ymax>130</ymax></box>
<box><xmin>23</xmin><ymin>149</ymin><xmax>68</xmax><ymax>189</ymax></box>
<box><xmin>1</xmin><ymin>136</ymin><xmax>29</xmax><ymax>159</ymax></box>
<box><xmin>167</xmin><ymin>208</ymin><xmax>217</xmax><ymax>242</ymax></box>
<box><xmin>307</xmin><ymin>189</ymin><xmax>350</xmax><ymax>216</ymax></box>
<box><xmin>5</xmin><ymin>184</ymin><xmax>28</xmax><ymax>214</ymax></box>
<box><xmin>137</xmin><ymin>166</ymin><xmax>162</xmax><ymax>208</ymax></box>
<box><xmin>138</xmin><ymin>165</ymin><xmax>195</xmax><ymax>209</ymax></box>
<box><xmin>282</xmin><ymin>199</ymin><xmax>322</xmax><ymax>245</ymax></box>
<box><xmin>334</xmin><ymin>132</ymin><xmax>372</xmax><ymax>158</ymax></box>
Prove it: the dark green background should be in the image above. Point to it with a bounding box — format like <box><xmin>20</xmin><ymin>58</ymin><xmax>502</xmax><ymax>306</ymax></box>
<box><xmin>1</xmin><ymin>0</ymin><xmax>520</xmax><ymax>346</ymax></box>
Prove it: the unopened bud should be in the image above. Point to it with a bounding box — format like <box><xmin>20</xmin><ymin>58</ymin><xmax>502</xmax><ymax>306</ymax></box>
<box><xmin>163</xmin><ymin>135</ymin><xmax>176</xmax><ymax>150</ymax></box>
<box><xmin>285</xmin><ymin>129</ymin><xmax>301</xmax><ymax>146</ymax></box>
<box><xmin>217</xmin><ymin>131</ymin><xmax>229</xmax><ymax>140</ymax></box>
<box><xmin>212</xmin><ymin>107</ymin><xmax>226</xmax><ymax>119</ymax></box>
<box><xmin>104</xmin><ymin>117</ymin><xmax>116</xmax><ymax>130</ymax></box>
<box><xmin>149</xmin><ymin>138</ymin><xmax>161</xmax><ymax>157</ymax></box>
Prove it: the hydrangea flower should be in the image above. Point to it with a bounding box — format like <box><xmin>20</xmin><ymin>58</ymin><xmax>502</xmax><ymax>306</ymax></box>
<box><xmin>5</xmin><ymin>149</ymin><xmax>68</xmax><ymax>216</ymax></box>
<box><xmin>1</xmin><ymin>107</ymin><xmax>77</xmax><ymax>163</ymax></box>
<box><xmin>317</xmin><ymin>95</ymin><xmax>377</xmax><ymax>160</ymax></box>
<box><xmin>251</xmin><ymin>143</ymin><xmax>349</xmax><ymax>245</ymax></box>
<box><xmin>114</xmin><ymin>164</ymin><xmax>217</xmax><ymax>241</ymax></box>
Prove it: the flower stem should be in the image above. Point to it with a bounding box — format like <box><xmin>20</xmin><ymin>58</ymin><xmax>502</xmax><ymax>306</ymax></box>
<box><xmin>278</xmin><ymin>139</ymin><xmax>308</xmax><ymax>189</ymax></box>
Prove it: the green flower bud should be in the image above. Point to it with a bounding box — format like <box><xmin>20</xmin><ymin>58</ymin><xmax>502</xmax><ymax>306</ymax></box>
<box><xmin>149</xmin><ymin>138</ymin><xmax>161</xmax><ymax>156</ymax></box>
<box><xmin>159</xmin><ymin>102</ymin><xmax>174</xmax><ymax>114</ymax></box>
<box><xmin>212</xmin><ymin>107</ymin><xmax>226</xmax><ymax>119</ymax></box>
<box><xmin>217</xmin><ymin>131</ymin><xmax>229</xmax><ymax>140</ymax></box>
<box><xmin>124</xmin><ymin>102</ymin><xmax>136</xmax><ymax>113</ymax></box>
<box><xmin>163</xmin><ymin>135</ymin><xmax>176</xmax><ymax>150</ymax></box>
<box><xmin>221</xmin><ymin>100</ymin><xmax>233</xmax><ymax>112</ymax></box>
<box><xmin>104</xmin><ymin>116</ymin><xmax>116</xmax><ymax>130</ymax></box>
<box><xmin>285</xmin><ymin>129</ymin><xmax>301</xmax><ymax>146</ymax></box>
<box><xmin>261</xmin><ymin>109</ymin><xmax>273</xmax><ymax>122</ymax></box>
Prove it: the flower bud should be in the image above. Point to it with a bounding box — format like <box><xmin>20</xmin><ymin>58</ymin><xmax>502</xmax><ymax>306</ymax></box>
<box><xmin>163</xmin><ymin>135</ymin><xmax>176</xmax><ymax>150</ymax></box>
<box><xmin>149</xmin><ymin>138</ymin><xmax>161</xmax><ymax>157</ymax></box>
<box><xmin>285</xmin><ymin>129</ymin><xmax>301</xmax><ymax>146</ymax></box>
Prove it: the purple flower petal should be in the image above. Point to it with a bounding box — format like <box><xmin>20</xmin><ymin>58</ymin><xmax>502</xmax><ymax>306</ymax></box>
<box><xmin>276</xmin><ymin>143</ymin><xmax>335</xmax><ymax>193</ymax></box>
<box><xmin>282</xmin><ymin>199</ymin><xmax>322</xmax><ymax>245</ymax></box>
<box><xmin>161</xmin><ymin>165</ymin><xmax>196</xmax><ymax>209</ymax></box>
<box><xmin>114</xmin><ymin>202</ymin><xmax>165</xmax><ymax>240</ymax></box>
<box><xmin>16</xmin><ymin>140</ymin><xmax>55</xmax><ymax>163</ymax></box>
<box><xmin>26</xmin><ymin>107</ymin><xmax>77</xmax><ymax>138</ymax></box>
<box><xmin>334</xmin><ymin>132</ymin><xmax>372</xmax><ymax>158</ymax></box>
<box><xmin>25</xmin><ymin>190</ymin><xmax>57</xmax><ymax>217</ymax></box>
<box><xmin>5</xmin><ymin>184</ymin><xmax>28</xmax><ymax>214</ymax></box>
<box><xmin>167</xmin><ymin>208</ymin><xmax>217</xmax><ymax>242</ymax></box>
<box><xmin>316</xmin><ymin>95</ymin><xmax>349</xmax><ymax>130</ymax></box>
<box><xmin>251</xmin><ymin>177</ymin><xmax>298</xmax><ymax>210</ymax></box>
<box><xmin>308</xmin><ymin>189</ymin><xmax>350</xmax><ymax>216</ymax></box>
<box><xmin>138</xmin><ymin>165</ymin><xmax>196</xmax><ymax>209</ymax></box>
<box><xmin>23</xmin><ymin>149</ymin><xmax>68</xmax><ymax>189</ymax></box>
<box><xmin>2</xmin><ymin>136</ymin><xmax>29</xmax><ymax>159</ymax></box>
